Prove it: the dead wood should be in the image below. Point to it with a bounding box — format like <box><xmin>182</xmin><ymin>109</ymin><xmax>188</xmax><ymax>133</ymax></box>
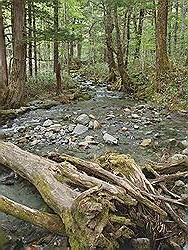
<box><xmin>0</xmin><ymin>141</ymin><xmax>187</xmax><ymax>249</ymax></box>
<box><xmin>0</xmin><ymin>195</ymin><xmax>65</xmax><ymax>235</ymax></box>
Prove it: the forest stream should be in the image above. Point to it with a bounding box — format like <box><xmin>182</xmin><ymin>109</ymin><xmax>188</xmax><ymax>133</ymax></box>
<box><xmin>0</xmin><ymin>75</ymin><xmax>188</xmax><ymax>249</ymax></box>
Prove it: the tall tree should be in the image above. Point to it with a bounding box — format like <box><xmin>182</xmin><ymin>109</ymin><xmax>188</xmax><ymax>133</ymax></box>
<box><xmin>53</xmin><ymin>0</ymin><xmax>59</xmax><ymax>73</ymax></box>
<box><xmin>155</xmin><ymin>0</ymin><xmax>171</xmax><ymax>76</ymax></box>
<box><xmin>103</xmin><ymin>1</ymin><xmax>116</xmax><ymax>83</ymax></box>
<box><xmin>0</xmin><ymin>3</ymin><xmax>8</xmax><ymax>107</ymax></box>
<box><xmin>5</xmin><ymin>0</ymin><xmax>26</xmax><ymax>108</ymax></box>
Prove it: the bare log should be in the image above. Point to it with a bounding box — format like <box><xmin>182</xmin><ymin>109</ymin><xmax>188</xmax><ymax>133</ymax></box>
<box><xmin>0</xmin><ymin>195</ymin><xmax>65</xmax><ymax>235</ymax></box>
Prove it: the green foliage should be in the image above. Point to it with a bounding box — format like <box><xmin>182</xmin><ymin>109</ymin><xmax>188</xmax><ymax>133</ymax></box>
<box><xmin>79</xmin><ymin>63</ymin><xmax>109</xmax><ymax>83</ymax></box>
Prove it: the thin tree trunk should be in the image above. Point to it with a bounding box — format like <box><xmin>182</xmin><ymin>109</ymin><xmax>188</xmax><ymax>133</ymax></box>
<box><xmin>5</xmin><ymin>0</ymin><xmax>26</xmax><ymax>108</ymax></box>
<box><xmin>113</xmin><ymin>6</ymin><xmax>131</xmax><ymax>91</ymax></box>
<box><xmin>77</xmin><ymin>39</ymin><xmax>82</xmax><ymax>67</ymax></box>
<box><xmin>103</xmin><ymin>1</ymin><xmax>116</xmax><ymax>82</ymax></box>
<box><xmin>174</xmin><ymin>0</ymin><xmax>178</xmax><ymax>52</ymax></box>
<box><xmin>53</xmin><ymin>0</ymin><xmax>59</xmax><ymax>73</ymax></box>
<box><xmin>28</xmin><ymin>0</ymin><xmax>32</xmax><ymax>77</ymax></box>
<box><xmin>168</xmin><ymin>3</ymin><xmax>172</xmax><ymax>55</ymax></box>
<box><xmin>135</xmin><ymin>9</ymin><xmax>145</xmax><ymax>60</ymax></box>
<box><xmin>125</xmin><ymin>11</ymin><xmax>131</xmax><ymax>68</ymax></box>
<box><xmin>156</xmin><ymin>0</ymin><xmax>171</xmax><ymax>76</ymax></box>
<box><xmin>32</xmin><ymin>1</ymin><xmax>37</xmax><ymax>76</ymax></box>
<box><xmin>0</xmin><ymin>4</ymin><xmax>8</xmax><ymax>107</ymax></box>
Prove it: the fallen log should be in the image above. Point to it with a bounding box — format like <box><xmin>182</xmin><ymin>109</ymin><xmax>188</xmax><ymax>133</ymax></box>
<box><xmin>0</xmin><ymin>195</ymin><xmax>65</xmax><ymax>235</ymax></box>
<box><xmin>0</xmin><ymin>141</ymin><xmax>187</xmax><ymax>249</ymax></box>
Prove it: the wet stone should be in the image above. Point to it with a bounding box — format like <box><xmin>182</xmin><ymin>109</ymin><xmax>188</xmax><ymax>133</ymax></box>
<box><xmin>76</xmin><ymin>114</ymin><xmax>90</xmax><ymax>125</ymax></box>
<box><xmin>103</xmin><ymin>133</ymin><xmax>118</xmax><ymax>145</ymax></box>
<box><xmin>73</xmin><ymin>124</ymin><xmax>88</xmax><ymax>135</ymax></box>
<box><xmin>43</xmin><ymin>119</ymin><xmax>53</xmax><ymax>127</ymax></box>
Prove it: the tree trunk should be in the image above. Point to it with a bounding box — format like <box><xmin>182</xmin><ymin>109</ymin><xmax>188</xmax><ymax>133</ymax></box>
<box><xmin>0</xmin><ymin>4</ymin><xmax>8</xmax><ymax>108</ymax></box>
<box><xmin>55</xmin><ymin>61</ymin><xmax>62</xmax><ymax>95</ymax></box>
<box><xmin>103</xmin><ymin>1</ymin><xmax>117</xmax><ymax>83</ymax></box>
<box><xmin>32</xmin><ymin>1</ymin><xmax>37</xmax><ymax>76</ymax></box>
<box><xmin>113</xmin><ymin>6</ymin><xmax>131</xmax><ymax>91</ymax></box>
<box><xmin>125</xmin><ymin>11</ymin><xmax>131</xmax><ymax>68</ymax></box>
<box><xmin>53</xmin><ymin>0</ymin><xmax>59</xmax><ymax>73</ymax></box>
<box><xmin>28</xmin><ymin>0</ymin><xmax>33</xmax><ymax>77</ymax></box>
<box><xmin>174</xmin><ymin>0</ymin><xmax>178</xmax><ymax>52</ymax></box>
<box><xmin>76</xmin><ymin>40</ymin><xmax>82</xmax><ymax>67</ymax></box>
<box><xmin>5</xmin><ymin>0</ymin><xmax>26</xmax><ymax>108</ymax></box>
<box><xmin>134</xmin><ymin>9</ymin><xmax>145</xmax><ymax>60</ymax></box>
<box><xmin>156</xmin><ymin>0</ymin><xmax>171</xmax><ymax>76</ymax></box>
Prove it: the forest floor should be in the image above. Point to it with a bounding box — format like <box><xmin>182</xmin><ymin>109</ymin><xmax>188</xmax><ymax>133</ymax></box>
<box><xmin>0</xmin><ymin>74</ymin><xmax>188</xmax><ymax>249</ymax></box>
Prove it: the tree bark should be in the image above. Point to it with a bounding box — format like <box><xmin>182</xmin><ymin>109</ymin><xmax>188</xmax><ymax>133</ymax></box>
<box><xmin>113</xmin><ymin>6</ymin><xmax>131</xmax><ymax>91</ymax></box>
<box><xmin>156</xmin><ymin>0</ymin><xmax>171</xmax><ymax>76</ymax></box>
<box><xmin>103</xmin><ymin>1</ymin><xmax>117</xmax><ymax>83</ymax></box>
<box><xmin>0</xmin><ymin>4</ymin><xmax>8</xmax><ymax>108</ymax></box>
<box><xmin>53</xmin><ymin>0</ymin><xmax>59</xmax><ymax>73</ymax></box>
<box><xmin>134</xmin><ymin>9</ymin><xmax>145</xmax><ymax>60</ymax></box>
<box><xmin>32</xmin><ymin>1</ymin><xmax>37</xmax><ymax>76</ymax></box>
<box><xmin>28</xmin><ymin>0</ymin><xmax>33</xmax><ymax>77</ymax></box>
<box><xmin>4</xmin><ymin>0</ymin><xmax>26</xmax><ymax>108</ymax></box>
<box><xmin>0</xmin><ymin>195</ymin><xmax>65</xmax><ymax>235</ymax></box>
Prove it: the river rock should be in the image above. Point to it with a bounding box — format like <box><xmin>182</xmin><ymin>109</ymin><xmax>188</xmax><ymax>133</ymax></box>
<box><xmin>43</xmin><ymin>119</ymin><xmax>53</xmax><ymax>127</ymax></box>
<box><xmin>179</xmin><ymin>140</ymin><xmax>188</xmax><ymax>149</ymax></box>
<box><xmin>73</xmin><ymin>124</ymin><xmax>88</xmax><ymax>135</ymax></box>
<box><xmin>132</xmin><ymin>113</ymin><xmax>140</xmax><ymax>119</ymax></box>
<box><xmin>68</xmin><ymin>124</ymin><xmax>76</xmax><ymax>132</ymax></box>
<box><xmin>0</xmin><ymin>129</ymin><xmax>6</xmax><ymax>139</ymax></box>
<box><xmin>45</xmin><ymin>131</ymin><xmax>54</xmax><ymax>138</ymax></box>
<box><xmin>93</xmin><ymin>120</ymin><xmax>101</xmax><ymax>130</ymax></box>
<box><xmin>48</xmin><ymin>124</ymin><xmax>62</xmax><ymax>132</ymax></box>
<box><xmin>132</xmin><ymin>238</ymin><xmax>151</xmax><ymax>250</ymax></box>
<box><xmin>133</xmin><ymin>125</ymin><xmax>139</xmax><ymax>129</ymax></box>
<box><xmin>140</xmin><ymin>139</ymin><xmax>152</xmax><ymax>147</ymax></box>
<box><xmin>103</xmin><ymin>133</ymin><xmax>118</xmax><ymax>145</ymax></box>
<box><xmin>76</xmin><ymin>114</ymin><xmax>90</xmax><ymax>125</ymax></box>
<box><xmin>182</xmin><ymin>148</ymin><xmax>188</xmax><ymax>155</ymax></box>
<box><xmin>30</xmin><ymin>139</ymin><xmax>39</xmax><ymax>146</ymax></box>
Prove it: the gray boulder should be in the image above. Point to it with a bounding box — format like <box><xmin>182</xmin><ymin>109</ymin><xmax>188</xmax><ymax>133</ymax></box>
<box><xmin>73</xmin><ymin>124</ymin><xmax>88</xmax><ymax>135</ymax></box>
<box><xmin>76</xmin><ymin>114</ymin><xmax>90</xmax><ymax>125</ymax></box>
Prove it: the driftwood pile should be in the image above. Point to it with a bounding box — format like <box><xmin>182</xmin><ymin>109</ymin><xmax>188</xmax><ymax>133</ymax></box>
<box><xmin>0</xmin><ymin>140</ymin><xmax>187</xmax><ymax>249</ymax></box>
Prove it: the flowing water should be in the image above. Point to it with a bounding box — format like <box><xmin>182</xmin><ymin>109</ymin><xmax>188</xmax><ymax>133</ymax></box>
<box><xmin>0</xmin><ymin>74</ymin><xmax>187</xmax><ymax>249</ymax></box>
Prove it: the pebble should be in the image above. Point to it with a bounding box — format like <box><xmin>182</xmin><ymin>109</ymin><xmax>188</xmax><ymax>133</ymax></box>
<box><xmin>182</xmin><ymin>148</ymin><xmax>188</xmax><ymax>155</ymax></box>
<box><xmin>43</xmin><ymin>119</ymin><xmax>53</xmax><ymax>127</ymax></box>
<box><xmin>76</xmin><ymin>114</ymin><xmax>90</xmax><ymax>125</ymax></box>
<box><xmin>132</xmin><ymin>114</ymin><xmax>140</xmax><ymax>119</ymax></box>
<box><xmin>103</xmin><ymin>133</ymin><xmax>118</xmax><ymax>145</ymax></box>
<box><xmin>140</xmin><ymin>139</ymin><xmax>152</xmax><ymax>147</ymax></box>
<box><xmin>133</xmin><ymin>125</ymin><xmax>139</xmax><ymax>129</ymax></box>
<box><xmin>73</xmin><ymin>124</ymin><xmax>88</xmax><ymax>135</ymax></box>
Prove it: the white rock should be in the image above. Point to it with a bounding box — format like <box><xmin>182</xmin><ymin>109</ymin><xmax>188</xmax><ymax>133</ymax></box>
<box><xmin>43</xmin><ymin>119</ymin><xmax>53</xmax><ymax>127</ymax></box>
<box><xmin>182</xmin><ymin>148</ymin><xmax>188</xmax><ymax>155</ymax></box>
<box><xmin>93</xmin><ymin>120</ymin><xmax>101</xmax><ymax>130</ymax></box>
<box><xmin>132</xmin><ymin>113</ymin><xmax>140</xmax><ymax>119</ymax></box>
<box><xmin>89</xmin><ymin>114</ymin><xmax>95</xmax><ymax>119</ymax></box>
<box><xmin>134</xmin><ymin>125</ymin><xmax>139</xmax><ymax>129</ymax></box>
<box><xmin>76</xmin><ymin>114</ymin><xmax>90</xmax><ymax>125</ymax></box>
<box><xmin>175</xmin><ymin>180</ymin><xmax>185</xmax><ymax>187</ymax></box>
<box><xmin>73</xmin><ymin>125</ymin><xmax>88</xmax><ymax>135</ymax></box>
<box><xmin>30</xmin><ymin>139</ymin><xmax>39</xmax><ymax>146</ymax></box>
<box><xmin>48</xmin><ymin>124</ymin><xmax>62</xmax><ymax>132</ymax></box>
<box><xmin>122</xmin><ymin>127</ymin><xmax>128</xmax><ymax>132</ymax></box>
<box><xmin>88</xmin><ymin>121</ymin><xmax>94</xmax><ymax>129</ymax></box>
<box><xmin>103</xmin><ymin>133</ymin><xmax>118</xmax><ymax>145</ymax></box>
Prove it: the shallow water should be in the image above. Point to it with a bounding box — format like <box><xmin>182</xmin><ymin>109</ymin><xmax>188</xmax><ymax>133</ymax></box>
<box><xmin>0</xmin><ymin>75</ymin><xmax>187</xmax><ymax>249</ymax></box>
